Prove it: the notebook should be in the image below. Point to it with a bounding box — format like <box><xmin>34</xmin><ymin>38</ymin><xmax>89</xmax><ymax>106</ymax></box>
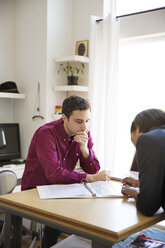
<box><xmin>37</xmin><ymin>180</ymin><xmax>125</xmax><ymax>199</ymax></box>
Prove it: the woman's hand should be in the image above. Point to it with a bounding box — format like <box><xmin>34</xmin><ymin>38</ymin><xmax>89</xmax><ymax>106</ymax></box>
<box><xmin>121</xmin><ymin>185</ymin><xmax>139</xmax><ymax>199</ymax></box>
<box><xmin>122</xmin><ymin>177</ymin><xmax>139</xmax><ymax>187</ymax></box>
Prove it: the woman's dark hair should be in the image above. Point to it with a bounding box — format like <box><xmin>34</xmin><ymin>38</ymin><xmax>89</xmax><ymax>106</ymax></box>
<box><xmin>62</xmin><ymin>95</ymin><xmax>91</xmax><ymax>119</ymax></box>
<box><xmin>131</xmin><ymin>109</ymin><xmax>165</xmax><ymax>133</ymax></box>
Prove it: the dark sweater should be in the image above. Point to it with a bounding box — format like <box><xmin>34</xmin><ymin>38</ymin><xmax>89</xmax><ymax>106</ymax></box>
<box><xmin>136</xmin><ymin>126</ymin><xmax>165</xmax><ymax>216</ymax></box>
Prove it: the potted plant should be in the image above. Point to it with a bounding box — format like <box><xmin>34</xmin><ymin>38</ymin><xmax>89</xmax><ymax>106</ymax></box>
<box><xmin>58</xmin><ymin>63</ymin><xmax>85</xmax><ymax>85</ymax></box>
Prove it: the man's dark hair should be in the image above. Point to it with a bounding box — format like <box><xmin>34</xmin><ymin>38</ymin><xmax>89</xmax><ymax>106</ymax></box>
<box><xmin>131</xmin><ymin>109</ymin><xmax>165</xmax><ymax>133</ymax></box>
<box><xmin>62</xmin><ymin>95</ymin><xmax>91</xmax><ymax>119</ymax></box>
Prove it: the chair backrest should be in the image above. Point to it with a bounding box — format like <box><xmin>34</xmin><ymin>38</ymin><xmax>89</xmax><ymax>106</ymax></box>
<box><xmin>0</xmin><ymin>170</ymin><xmax>17</xmax><ymax>195</ymax></box>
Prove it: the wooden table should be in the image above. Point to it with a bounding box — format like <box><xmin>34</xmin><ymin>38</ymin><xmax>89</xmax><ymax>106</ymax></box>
<box><xmin>0</xmin><ymin>188</ymin><xmax>164</xmax><ymax>248</ymax></box>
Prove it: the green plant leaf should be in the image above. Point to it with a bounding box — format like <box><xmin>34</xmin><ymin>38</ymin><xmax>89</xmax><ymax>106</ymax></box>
<box><xmin>58</xmin><ymin>62</ymin><xmax>85</xmax><ymax>76</ymax></box>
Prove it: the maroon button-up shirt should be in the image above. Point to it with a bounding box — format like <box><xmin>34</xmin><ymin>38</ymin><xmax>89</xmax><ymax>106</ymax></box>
<box><xmin>21</xmin><ymin>118</ymin><xmax>100</xmax><ymax>190</ymax></box>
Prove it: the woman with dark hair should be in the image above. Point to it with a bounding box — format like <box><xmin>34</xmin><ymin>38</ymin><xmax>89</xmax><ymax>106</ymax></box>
<box><xmin>122</xmin><ymin>108</ymin><xmax>165</xmax><ymax>216</ymax></box>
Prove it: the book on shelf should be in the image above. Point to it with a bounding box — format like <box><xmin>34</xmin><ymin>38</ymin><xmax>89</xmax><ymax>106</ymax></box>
<box><xmin>125</xmin><ymin>234</ymin><xmax>165</xmax><ymax>247</ymax></box>
<box><xmin>37</xmin><ymin>180</ymin><xmax>125</xmax><ymax>199</ymax></box>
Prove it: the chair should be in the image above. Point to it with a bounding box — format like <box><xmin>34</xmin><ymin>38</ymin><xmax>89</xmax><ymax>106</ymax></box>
<box><xmin>0</xmin><ymin>169</ymin><xmax>17</xmax><ymax>195</ymax></box>
<box><xmin>0</xmin><ymin>170</ymin><xmax>42</xmax><ymax>247</ymax></box>
<box><xmin>0</xmin><ymin>169</ymin><xmax>17</xmax><ymax>247</ymax></box>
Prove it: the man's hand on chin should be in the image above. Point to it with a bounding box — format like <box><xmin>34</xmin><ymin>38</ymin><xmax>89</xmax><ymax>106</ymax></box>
<box><xmin>74</xmin><ymin>131</ymin><xmax>90</xmax><ymax>158</ymax></box>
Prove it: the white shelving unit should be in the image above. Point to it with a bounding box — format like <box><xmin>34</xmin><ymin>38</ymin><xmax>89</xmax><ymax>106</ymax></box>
<box><xmin>54</xmin><ymin>55</ymin><xmax>89</xmax><ymax>93</ymax></box>
<box><xmin>54</xmin><ymin>55</ymin><xmax>89</xmax><ymax>64</ymax></box>
<box><xmin>53</xmin><ymin>55</ymin><xmax>89</xmax><ymax>120</ymax></box>
<box><xmin>54</xmin><ymin>85</ymin><xmax>88</xmax><ymax>92</ymax></box>
<box><xmin>0</xmin><ymin>92</ymin><xmax>25</xmax><ymax>99</ymax></box>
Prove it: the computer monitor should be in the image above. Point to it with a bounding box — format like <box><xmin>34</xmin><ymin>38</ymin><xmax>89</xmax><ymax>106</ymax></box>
<box><xmin>0</xmin><ymin>123</ymin><xmax>21</xmax><ymax>166</ymax></box>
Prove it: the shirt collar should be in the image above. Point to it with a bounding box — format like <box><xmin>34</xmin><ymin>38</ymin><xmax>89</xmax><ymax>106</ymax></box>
<box><xmin>151</xmin><ymin>124</ymin><xmax>165</xmax><ymax>131</ymax></box>
<box><xmin>57</xmin><ymin>118</ymin><xmax>75</xmax><ymax>144</ymax></box>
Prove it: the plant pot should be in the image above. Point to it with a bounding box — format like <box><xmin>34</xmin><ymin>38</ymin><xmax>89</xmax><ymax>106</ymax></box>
<box><xmin>67</xmin><ymin>76</ymin><xmax>78</xmax><ymax>85</ymax></box>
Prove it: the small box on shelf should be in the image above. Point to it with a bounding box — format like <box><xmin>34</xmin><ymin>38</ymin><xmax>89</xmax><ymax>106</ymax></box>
<box><xmin>53</xmin><ymin>105</ymin><xmax>62</xmax><ymax>120</ymax></box>
<box><xmin>55</xmin><ymin>105</ymin><xmax>62</xmax><ymax>114</ymax></box>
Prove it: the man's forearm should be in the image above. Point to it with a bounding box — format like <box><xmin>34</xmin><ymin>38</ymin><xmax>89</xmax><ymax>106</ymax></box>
<box><xmin>81</xmin><ymin>147</ymin><xmax>90</xmax><ymax>158</ymax></box>
<box><xmin>87</xmin><ymin>170</ymin><xmax>111</xmax><ymax>182</ymax></box>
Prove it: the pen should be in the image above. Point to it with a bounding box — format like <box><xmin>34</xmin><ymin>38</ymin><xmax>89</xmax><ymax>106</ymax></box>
<box><xmin>84</xmin><ymin>181</ymin><xmax>96</xmax><ymax>197</ymax></box>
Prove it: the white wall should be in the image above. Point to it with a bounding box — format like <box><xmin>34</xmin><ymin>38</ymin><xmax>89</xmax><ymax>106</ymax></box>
<box><xmin>120</xmin><ymin>8</ymin><xmax>165</xmax><ymax>38</ymax></box>
<box><xmin>46</xmin><ymin>0</ymin><xmax>73</xmax><ymax>122</ymax></box>
<box><xmin>0</xmin><ymin>0</ymin><xmax>47</xmax><ymax>159</ymax></box>
<box><xmin>71</xmin><ymin>0</ymin><xmax>103</xmax><ymax>53</ymax></box>
<box><xmin>46</xmin><ymin>0</ymin><xmax>103</xmax><ymax>122</ymax></box>
<box><xmin>0</xmin><ymin>0</ymin><xmax>103</xmax><ymax>159</ymax></box>
<box><xmin>12</xmin><ymin>0</ymin><xmax>47</xmax><ymax>159</ymax></box>
<box><xmin>0</xmin><ymin>0</ymin><xmax>14</xmax><ymax>82</ymax></box>
<box><xmin>0</xmin><ymin>0</ymin><xmax>14</xmax><ymax>122</ymax></box>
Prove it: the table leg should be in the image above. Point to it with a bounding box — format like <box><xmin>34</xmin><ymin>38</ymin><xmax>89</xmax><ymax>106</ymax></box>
<box><xmin>11</xmin><ymin>215</ymin><xmax>22</xmax><ymax>248</ymax></box>
<box><xmin>4</xmin><ymin>211</ymin><xmax>11</xmax><ymax>248</ymax></box>
<box><xmin>4</xmin><ymin>211</ymin><xmax>22</xmax><ymax>248</ymax></box>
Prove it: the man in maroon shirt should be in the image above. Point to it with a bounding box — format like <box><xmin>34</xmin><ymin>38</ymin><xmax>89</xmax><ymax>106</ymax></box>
<box><xmin>21</xmin><ymin>95</ymin><xmax>110</xmax><ymax>248</ymax></box>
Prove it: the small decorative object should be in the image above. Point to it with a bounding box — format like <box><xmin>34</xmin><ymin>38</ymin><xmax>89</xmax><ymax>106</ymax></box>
<box><xmin>0</xmin><ymin>81</ymin><xmax>19</xmax><ymax>93</ymax></box>
<box><xmin>67</xmin><ymin>76</ymin><xmax>78</xmax><ymax>85</ymax></box>
<box><xmin>55</xmin><ymin>105</ymin><xmax>62</xmax><ymax>114</ymax></box>
<box><xmin>75</xmin><ymin>40</ymin><xmax>88</xmax><ymax>57</ymax></box>
<box><xmin>58</xmin><ymin>63</ymin><xmax>85</xmax><ymax>85</ymax></box>
<box><xmin>32</xmin><ymin>82</ymin><xmax>44</xmax><ymax>120</ymax></box>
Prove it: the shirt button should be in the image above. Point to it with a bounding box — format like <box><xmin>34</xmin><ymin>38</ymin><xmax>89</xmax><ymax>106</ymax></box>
<box><xmin>64</xmin><ymin>139</ymin><xmax>66</xmax><ymax>141</ymax></box>
<box><xmin>63</xmin><ymin>158</ymin><xmax>65</xmax><ymax>161</ymax></box>
<box><xmin>76</xmin><ymin>153</ymin><xmax>79</xmax><ymax>156</ymax></box>
<box><xmin>90</xmin><ymin>163</ymin><xmax>92</xmax><ymax>165</ymax></box>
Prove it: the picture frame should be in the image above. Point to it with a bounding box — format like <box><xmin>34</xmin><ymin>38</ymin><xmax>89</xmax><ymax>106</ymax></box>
<box><xmin>75</xmin><ymin>40</ymin><xmax>88</xmax><ymax>57</ymax></box>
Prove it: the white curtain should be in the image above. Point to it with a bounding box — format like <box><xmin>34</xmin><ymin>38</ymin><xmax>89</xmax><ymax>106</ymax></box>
<box><xmin>88</xmin><ymin>1</ymin><xmax>120</xmax><ymax>171</ymax></box>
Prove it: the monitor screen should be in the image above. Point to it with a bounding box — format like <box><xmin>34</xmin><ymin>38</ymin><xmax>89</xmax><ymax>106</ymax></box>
<box><xmin>0</xmin><ymin>123</ymin><xmax>21</xmax><ymax>165</ymax></box>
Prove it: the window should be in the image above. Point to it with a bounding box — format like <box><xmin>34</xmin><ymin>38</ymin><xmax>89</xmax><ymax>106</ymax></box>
<box><xmin>113</xmin><ymin>35</ymin><xmax>165</xmax><ymax>172</ymax></box>
<box><xmin>116</xmin><ymin>0</ymin><xmax>165</xmax><ymax>16</ymax></box>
